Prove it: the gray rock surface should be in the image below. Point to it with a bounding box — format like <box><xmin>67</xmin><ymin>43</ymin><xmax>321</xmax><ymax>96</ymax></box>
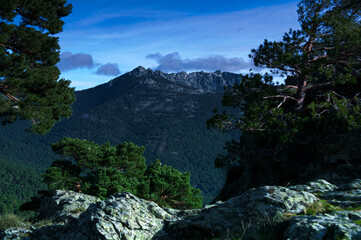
<box><xmin>154</xmin><ymin>186</ymin><xmax>317</xmax><ymax>239</ymax></box>
<box><xmin>126</xmin><ymin>66</ymin><xmax>242</xmax><ymax>92</ymax></box>
<box><xmin>284</xmin><ymin>211</ymin><xmax>361</xmax><ymax>240</ymax></box>
<box><xmin>285</xmin><ymin>179</ymin><xmax>361</xmax><ymax>240</ymax></box>
<box><xmin>61</xmin><ymin>192</ymin><xmax>178</xmax><ymax>240</ymax></box>
<box><xmin>40</xmin><ymin>190</ymin><xmax>101</xmax><ymax>224</ymax></box>
<box><xmin>2</xmin><ymin>179</ymin><xmax>361</xmax><ymax>240</ymax></box>
<box><xmin>0</xmin><ymin>228</ymin><xmax>32</xmax><ymax>240</ymax></box>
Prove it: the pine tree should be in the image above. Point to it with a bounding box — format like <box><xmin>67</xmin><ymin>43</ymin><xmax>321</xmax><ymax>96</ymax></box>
<box><xmin>43</xmin><ymin>138</ymin><xmax>202</xmax><ymax>209</ymax></box>
<box><xmin>144</xmin><ymin>159</ymin><xmax>203</xmax><ymax>209</ymax></box>
<box><xmin>209</xmin><ymin>0</ymin><xmax>361</xmax><ymax>142</ymax></box>
<box><xmin>207</xmin><ymin>0</ymin><xmax>361</xmax><ymax>200</ymax></box>
<box><xmin>0</xmin><ymin>0</ymin><xmax>75</xmax><ymax>134</ymax></box>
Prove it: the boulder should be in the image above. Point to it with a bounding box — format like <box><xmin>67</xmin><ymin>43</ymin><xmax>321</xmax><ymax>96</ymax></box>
<box><xmin>40</xmin><ymin>190</ymin><xmax>101</xmax><ymax>223</ymax></box>
<box><xmin>284</xmin><ymin>211</ymin><xmax>361</xmax><ymax>240</ymax></box>
<box><xmin>154</xmin><ymin>186</ymin><xmax>317</xmax><ymax>239</ymax></box>
<box><xmin>60</xmin><ymin>192</ymin><xmax>179</xmax><ymax>240</ymax></box>
<box><xmin>1</xmin><ymin>179</ymin><xmax>361</xmax><ymax>240</ymax></box>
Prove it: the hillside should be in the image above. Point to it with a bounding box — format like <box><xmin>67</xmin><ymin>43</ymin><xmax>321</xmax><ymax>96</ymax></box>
<box><xmin>0</xmin><ymin>67</ymin><xmax>242</xmax><ymax>211</ymax></box>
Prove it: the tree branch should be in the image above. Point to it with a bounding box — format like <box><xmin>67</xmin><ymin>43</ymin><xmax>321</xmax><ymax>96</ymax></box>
<box><xmin>0</xmin><ymin>84</ymin><xmax>19</xmax><ymax>102</ymax></box>
<box><xmin>305</xmin><ymin>82</ymin><xmax>333</xmax><ymax>90</ymax></box>
<box><xmin>263</xmin><ymin>95</ymin><xmax>298</xmax><ymax>109</ymax></box>
<box><xmin>263</xmin><ymin>95</ymin><xmax>298</xmax><ymax>101</ymax></box>
<box><xmin>285</xmin><ymin>85</ymin><xmax>298</xmax><ymax>90</ymax></box>
<box><xmin>265</xmin><ymin>63</ymin><xmax>301</xmax><ymax>74</ymax></box>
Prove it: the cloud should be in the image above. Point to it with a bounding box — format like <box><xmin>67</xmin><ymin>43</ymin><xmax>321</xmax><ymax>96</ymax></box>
<box><xmin>58</xmin><ymin>52</ymin><xmax>120</xmax><ymax>76</ymax></box>
<box><xmin>146</xmin><ymin>52</ymin><xmax>253</xmax><ymax>72</ymax></box>
<box><xmin>96</xmin><ymin>63</ymin><xmax>120</xmax><ymax>76</ymax></box>
<box><xmin>58</xmin><ymin>52</ymin><xmax>94</xmax><ymax>71</ymax></box>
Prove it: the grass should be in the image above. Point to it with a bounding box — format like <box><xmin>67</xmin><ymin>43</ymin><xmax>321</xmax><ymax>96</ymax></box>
<box><xmin>354</xmin><ymin>219</ymin><xmax>361</xmax><ymax>225</ymax></box>
<box><xmin>344</xmin><ymin>205</ymin><xmax>361</xmax><ymax>211</ymax></box>
<box><xmin>0</xmin><ymin>213</ymin><xmax>57</xmax><ymax>232</ymax></box>
<box><xmin>0</xmin><ymin>214</ymin><xmax>26</xmax><ymax>231</ymax></box>
<box><xmin>303</xmin><ymin>199</ymin><xmax>342</xmax><ymax>215</ymax></box>
<box><xmin>68</xmin><ymin>206</ymin><xmax>87</xmax><ymax>214</ymax></box>
<box><xmin>31</xmin><ymin>217</ymin><xmax>56</xmax><ymax>228</ymax></box>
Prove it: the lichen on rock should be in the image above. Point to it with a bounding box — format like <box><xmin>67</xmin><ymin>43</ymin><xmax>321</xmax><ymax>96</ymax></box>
<box><xmin>2</xmin><ymin>179</ymin><xmax>361</xmax><ymax>240</ymax></box>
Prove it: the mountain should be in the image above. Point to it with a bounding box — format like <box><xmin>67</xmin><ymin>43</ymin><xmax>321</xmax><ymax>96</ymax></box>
<box><xmin>0</xmin><ymin>67</ymin><xmax>242</xmax><ymax>211</ymax></box>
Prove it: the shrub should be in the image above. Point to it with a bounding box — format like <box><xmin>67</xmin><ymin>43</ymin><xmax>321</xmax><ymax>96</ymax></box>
<box><xmin>43</xmin><ymin>138</ymin><xmax>203</xmax><ymax>209</ymax></box>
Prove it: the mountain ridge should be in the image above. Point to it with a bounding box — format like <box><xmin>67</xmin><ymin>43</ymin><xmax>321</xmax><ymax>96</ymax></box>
<box><xmin>0</xmin><ymin>67</ymin><xmax>241</xmax><ymax>211</ymax></box>
<box><xmin>103</xmin><ymin>66</ymin><xmax>242</xmax><ymax>92</ymax></box>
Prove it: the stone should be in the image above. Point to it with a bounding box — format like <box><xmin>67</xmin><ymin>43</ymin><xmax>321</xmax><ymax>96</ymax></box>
<box><xmin>2</xmin><ymin>179</ymin><xmax>361</xmax><ymax>240</ymax></box>
<box><xmin>61</xmin><ymin>192</ymin><xmax>178</xmax><ymax>240</ymax></box>
<box><xmin>288</xmin><ymin>179</ymin><xmax>338</xmax><ymax>193</ymax></box>
<box><xmin>284</xmin><ymin>211</ymin><xmax>361</xmax><ymax>240</ymax></box>
<box><xmin>0</xmin><ymin>228</ymin><xmax>32</xmax><ymax>240</ymax></box>
<box><xmin>153</xmin><ymin>186</ymin><xmax>317</xmax><ymax>239</ymax></box>
<box><xmin>39</xmin><ymin>189</ymin><xmax>101</xmax><ymax>224</ymax></box>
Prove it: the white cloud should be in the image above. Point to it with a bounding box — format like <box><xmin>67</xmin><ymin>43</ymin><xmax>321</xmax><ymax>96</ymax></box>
<box><xmin>96</xmin><ymin>63</ymin><xmax>121</xmax><ymax>76</ymax></box>
<box><xmin>146</xmin><ymin>52</ymin><xmax>253</xmax><ymax>72</ymax></box>
<box><xmin>58</xmin><ymin>52</ymin><xmax>94</xmax><ymax>71</ymax></box>
<box><xmin>58</xmin><ymin>52</ymin><xmax>120</xmax><ymax>76</ymax></box>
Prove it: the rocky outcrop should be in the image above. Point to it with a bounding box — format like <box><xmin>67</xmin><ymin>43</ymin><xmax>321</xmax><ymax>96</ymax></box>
<box><xmin>1</xmin><ymin>179</ymin><xmax>361</xmax><ymax>240</ymax></box>
<box><xmin>125</xmin><ymin>66</ymin><xmax>242</xmax><ymax>92</ymax></box>
<box><xmin>154</xmin><ymin>186</ymin><xmax>317</xmax><ymax>239</ymax></box>
<box><xmin>285</xmin><ymin>211</ymin><xmax>361</xmax><ymax>240</ymax></box>
<box><xmin>39</xmin><ymin>190</ymin><xmax>101</xmax><ymax>224</ymax></box>
<box><xmin>285</xmin><ymin>179</ymin><xmax>361</xmax><ymax>240</ymax></box>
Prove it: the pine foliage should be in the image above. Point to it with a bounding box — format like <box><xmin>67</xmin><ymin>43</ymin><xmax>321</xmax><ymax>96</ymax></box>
<box><xmin>208</xmin><ymin>0</ymin><xmax>361</xmax><ymax>200</ymax></box>
<box><xmin>209</xmin><ymin>0</ymin><xmax>361</xmax><ymax>142</ymax></box>
<box><xmin>43</xmin><ymin>138</ymin><xmax>203</xmax><ymax>209</ymax></box>
<box><xmin>0</xmin><ymin>0</ymin><xmax>75</xmax><ymax>134</ymax></box>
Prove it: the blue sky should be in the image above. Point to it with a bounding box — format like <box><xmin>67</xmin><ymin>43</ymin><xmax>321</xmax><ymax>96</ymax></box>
<box><xmin>57</xmin><ymin>0</ymin><xmax>300</xmax><ymax>90</ymax></box>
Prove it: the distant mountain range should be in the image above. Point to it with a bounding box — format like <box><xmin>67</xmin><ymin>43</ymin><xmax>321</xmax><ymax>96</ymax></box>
<box><xmin>0</xmin><ymin>67</ymin><xmax>242</xmax><ymax>209</ymax></box>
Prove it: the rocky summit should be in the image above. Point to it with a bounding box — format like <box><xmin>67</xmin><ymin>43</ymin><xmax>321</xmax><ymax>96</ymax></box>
<box><xmin>123</xmin><ymin>66</ymin><xmax>243</xmax><ymax>92</ymax></box>
<box><xmin>2</xmin><ymin>179</ymin><xmax>361</xmax><ymax>240</ymax></box>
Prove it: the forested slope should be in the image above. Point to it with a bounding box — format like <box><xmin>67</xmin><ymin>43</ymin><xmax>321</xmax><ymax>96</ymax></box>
<box><xmin>0</xmin><ymin>68</ymin><xmax>240</xmax><ymax>212</ymax></box>
<box><xmin>0</xmin><ymin>158</ymin><xmax>46</xmax><ymax>214</ymax></box>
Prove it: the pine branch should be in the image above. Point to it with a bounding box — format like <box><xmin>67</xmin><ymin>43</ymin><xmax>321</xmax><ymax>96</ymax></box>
<box><xmin>305</xmin><ymin>82</ymin><xmax>333</xmax><ymax>90</ymax></box>
<box><xmin>0</xmin><ymin>84</ymin><xmax>19</xmax><ymax>102</ymax></box>
<box><xmin>263</xmin><ymin>95</ymin><xmax>298</xmax><ymax>101</ymax></box>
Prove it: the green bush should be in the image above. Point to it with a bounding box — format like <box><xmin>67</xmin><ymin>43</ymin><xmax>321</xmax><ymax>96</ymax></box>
<box><xmin>43</xmin><ymin>138</ymin><xmax>202</xmax><ymax>209</ymax></box>
<box><xmin>143</xmin><ymin>160</ymin><xmax>202</xmax><ymax>209</ymax></box>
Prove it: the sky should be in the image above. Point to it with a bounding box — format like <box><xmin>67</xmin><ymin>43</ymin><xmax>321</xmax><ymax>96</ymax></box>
<box><xmin>57</xmin><ymin>0</ymin><xmax>301</xmax><ymax>90</ymax></box>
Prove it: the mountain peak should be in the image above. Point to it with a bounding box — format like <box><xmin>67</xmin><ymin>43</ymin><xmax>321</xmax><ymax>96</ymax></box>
<box><xmin>121</xmin><ymin>67</ymin><xmax>242</xmax><ymax>92</ymax></box>
<box><xmin>129</xmin><ymin>66</ymin><xmax>149</xmax><ymax>77</ymax></box>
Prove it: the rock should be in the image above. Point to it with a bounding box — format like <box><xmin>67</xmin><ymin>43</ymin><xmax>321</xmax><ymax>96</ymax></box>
<box><xmin>0</xmin><ymin>228</ymin><xmax>32</xmax><ymax>240</ymax></box>
<box><xmin>40</xmin><ymin>190</ymin><xmax>101</xmax><ymax>224</ymax></box>
<box><xmin>284</xmin><ymin>179</ymin><xmax>361</xmax><ymax>240</ymax></box>
<box><xmin>2</xmin><ymin>179</ymin><xmax>361</xmax><ymax>240</ymax></box>
<box><xmin>154</xmin><ymin>186</ymin><xmax>317</xmax><ymax>239</ymax></box>
<box><xmin>288</xmin><ymin>179</ymin><xmax>338</xmax><ymax>193</ymax></box>
<box><xmin>284</xmin><ymin>211</ymin><xmax>361</xmax><ymax>240</ymax></box>
<box><xmin>126</xmin><ymin>66</ymin><xmax>242</xmax><ymax>92</ymax></box>
<box><xmin>61</xmin><ymin>192</ymin><xmax>178</xmax><ymax>240</ymax></box>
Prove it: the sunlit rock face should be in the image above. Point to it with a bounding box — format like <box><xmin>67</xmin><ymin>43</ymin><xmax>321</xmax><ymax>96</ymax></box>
<box><xmin>2</xmin><ymin>179</ymin><xmax>361</xmax><ymax>240</ymax></box>
<box><xmin>123</xmin><ymin>66</ymin><xmax>242</xmax><ymax>92</ymax></box>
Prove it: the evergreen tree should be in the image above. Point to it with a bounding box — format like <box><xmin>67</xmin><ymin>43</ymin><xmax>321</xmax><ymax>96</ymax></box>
<box><xmin>43</xmin><ymin>138</ymin><xmax>202</xmax><ymax>209</ymax></box>
<box><xmin>209</xmin><ymin>0</ymin><xmax>361</xmax><ymax>142</ymax></box>
<box><xmin>0</xmin><ymin>0</ymin><xmax>75</xmax><ymax>134</ymax></box>
<box><xmin>208</xmin><ymin>0</ymin><xmax>361</xmax><ymax>200</ymax></box>
<box><xmin>144</xmin><ymin>160</ymin><xmax>202</xmax><ymax>209</ymax></box>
